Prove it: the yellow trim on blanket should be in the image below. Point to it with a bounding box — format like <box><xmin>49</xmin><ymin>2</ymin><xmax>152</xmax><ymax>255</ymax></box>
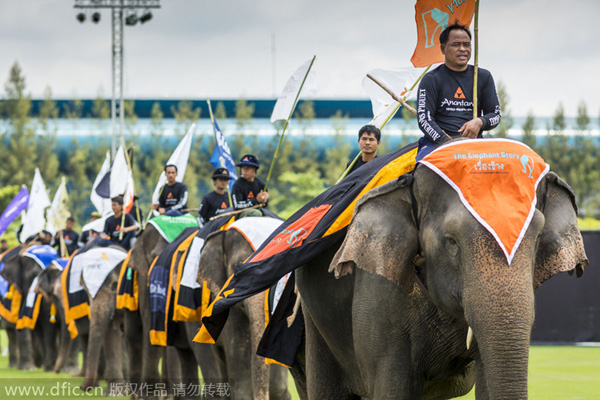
<box><xmin>194</xmin><ymin>273</ymin><xmax>235</xmax><ymax>343</ymax></box>
<box><xmin>0</xmin><ymin>285</ymin><xmax>22</xmax><ymax>324</ymax></box>
<box><xmin>324</xmin><ymin>148</ymin><xmax>417</xmax><ymax>237</ymax></box>
<box><xmin>16</xmin><ymin>294</ymin><xmax>42</xmax><ymax>330</ymax></box>
<box><xmin>265</xmin><ymin>358</ymin><xmax>292</xmax><ymax>368</ymax></box>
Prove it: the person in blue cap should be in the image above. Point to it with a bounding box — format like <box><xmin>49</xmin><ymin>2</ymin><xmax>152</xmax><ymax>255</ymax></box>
<box><xmin>231</xmin><ymin>154</ymin><xmax>269</xmax><ymax>218</ymax></box>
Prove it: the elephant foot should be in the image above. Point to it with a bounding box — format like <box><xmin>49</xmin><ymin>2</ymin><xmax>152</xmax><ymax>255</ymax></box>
<box><xmin>8</xmin><ymin>361</ymin><xmax>18</xmax><ymax>368</ymax></box>
<box><xmin>72</xmin><ymin>368</ymin><xmax>85</xmax><ymax>377</ymax></box>
<box><xmin>60</xmin><ymin>365</ymin><xmax>80</xmax><ymax>375</ymax></box>
<box><xmin>18</xmin><ymin>362</ymin><xmax>37</xmax><ymax>371</ymax></box>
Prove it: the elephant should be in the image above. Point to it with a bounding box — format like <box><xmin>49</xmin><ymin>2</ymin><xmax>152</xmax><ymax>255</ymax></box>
<box><xmin>36</xmin><ymin>264</ymin><xmax>81</xmax><ymax>374</ymax></box>
<box><xmin>0</xmin><ymin>318</ymin><xmax>18</xmax><ymax>368</ymax></box>
<box><xmin>79</xmin><ymin>257</ymin><xmax>128</xmax><ymax>392</ymax></box>
<box><xmin>0</xmin><ymin>245</ymin><xmax>59</xmax><ymax>371</ymax></box>
<box><xmin>296</xmin><ymin>168</ymin><xmax>588</xmax><ymax>399</ymax></box>
<box><xmin>197</xmin><ymin>223</ymin><xmax>294</xmax><ymax>400</ymax></box>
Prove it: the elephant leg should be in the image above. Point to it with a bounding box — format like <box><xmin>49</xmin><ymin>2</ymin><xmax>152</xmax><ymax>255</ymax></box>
<box><xmin>289</xmin><ymin>342</ymin><xmax>307</xmax><ymax>400</ymax></box>
<box><xmin>175</xmin><ymin>346</ymin><xmax>200</xmax><ymax>400</ymax></box>
<box><xmin>5</xmin><ymin>323</ymin><xmax>19</xmax><ymax>368</ymax></box>
<box><xmin>73</xmin><ymin>319</ymin><xmax>89</xmax><ymax>377</ymax></box>
<box><xmin>245</xmin><ymin>295</ymin><xmax>273</xmax><ymax>400</ymax></box>
<box><xmin>82</xmin><ymin>300</ymin><xmax>112</xmax><ymax>389</ymax></box>
<box><xmin>221</xmin><ymin>307</ymin><xmax>253</xmax><ymax>400</ymax></box>
<box><xmin>269</xmin><ymin>366</ymin><xmax>292</xmax><ymax>400</ymax></box>
<box><xmin>124</xmin><ymin>309</ymin><xmax>143</xmax><ymax>388</ymax></box>
<box><xmin>16</xmin><ymin>328</ymin><xmax>37</xmax><ymax>370</ymax></box>
<box><xmin>53</xmin><ymin>304</ymin><xmax>72</xmax><ymax>373</ymax></box>
<box><xmin>303</xmin><ymin>312</ymin><xmax>355</xmax><ymax>400</ymax></box>
<box><xmin>63</xmin><ymin>335</ymin><xmax>80</xmax><ymax>374</ymax></box>
<box><xmin>184</xmin><ymin>322</ymin><xmax>224</xmax><ymax>386</ymax></box>
<box><xmin>103</xmin><ymin>318</ymin><xmax>125</xmax><ymax>396</ymax></box>
<box><xmin>138</xmin><ymin>275</ymin><xmax>163</xmax><ymax>393</ymax></box>
<box><xmin>166</xmin><ymin>346</ymin><xmax>182</xmax><ymax>391</ymax></box>
<box><xmin>40</xmin><ymin>300</ymin><xmax>59</xmax><ymax>372</ymax></box>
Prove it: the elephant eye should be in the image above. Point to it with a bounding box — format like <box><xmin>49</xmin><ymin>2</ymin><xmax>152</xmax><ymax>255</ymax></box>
<box><xmin>444</xmin><ymin>236</ymin><xmax>459</xmax><ymax>257</ymax></box>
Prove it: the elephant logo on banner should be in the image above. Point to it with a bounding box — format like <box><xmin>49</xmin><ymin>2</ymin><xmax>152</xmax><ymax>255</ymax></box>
<box><xmin>422</xmin><ymin>8</ymin><xmax>449</xmax><ymax>48</ymax></box>
<box><xmin>520</xmin><ymin>155</ymin><xmax>534</xmax><ymax>179</ymax></box>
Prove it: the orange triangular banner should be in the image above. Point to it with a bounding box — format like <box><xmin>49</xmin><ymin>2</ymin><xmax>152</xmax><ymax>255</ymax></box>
<box><xmin>420</xmin><ymin>139</ymin><xmax>549</xmax><ymax>264</ymax></box>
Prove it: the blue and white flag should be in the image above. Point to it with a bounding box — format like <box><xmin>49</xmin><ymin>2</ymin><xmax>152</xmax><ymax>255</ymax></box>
<box><xmin>209</xmin><ymin>107</ymin><xmax>237</xmax><ymax>192</ymax></box>
<box><xmin>0</xmin><ymin>186</ymin><xmax>29</xmax><ymax>236</ymax></box>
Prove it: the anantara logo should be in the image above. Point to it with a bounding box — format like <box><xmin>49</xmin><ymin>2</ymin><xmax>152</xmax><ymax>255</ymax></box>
<box><xmin>167</xmin><ymin>192</ymin><xmax>173</xmax><ymax>199</ymax></box>
<box><xmin>248</xmin><ymin>191</ymin><xmax>254</xmax><ymax>198</ymax></box>
<box><xmin>454</xmin><ymin>86</ymin><xmax>466</xmax><ymax>99</ymax></box>
<box><xmin>221</xmin><ymin>202</ymin><xmax>227</xmax><ymax>208</ymax></box>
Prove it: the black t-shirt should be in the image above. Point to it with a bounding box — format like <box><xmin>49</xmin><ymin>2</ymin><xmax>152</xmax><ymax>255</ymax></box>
<box><xmin>198</xmin><ymin>191</ymin><xmax>231</xmax><ymax>224</ymax></box>
<box><xmin>232</xmin><ymin>177</ymin><xmax>266</xmax><ymax>210</ymax></box>
<box><xmin>56</xmin><ymin>229</ymin><xmax>80</xmax><ymax>255</ymax></box>
<box><xmin>417</xmin><ymin>64</ymin><xmax>501</xmax><ymax>143</ymax></box>
<box><xmin>158</xmin><ymin>182</ymin><xmax>188</xmax><ymax>211</ymax></box>
<box><xmin>79</xmin><ymin>229</ymin><xmax>100</xmax><ymax>247</ymax></box>
<box><xmin>103</xmin><ymin>213</ymin><xmax>138</xmax><ymax>245</ymax></box>
<box><xmin>345</xmin><ymin>155</ymin><xmax>377</xmax><ymax>177</ymax></box>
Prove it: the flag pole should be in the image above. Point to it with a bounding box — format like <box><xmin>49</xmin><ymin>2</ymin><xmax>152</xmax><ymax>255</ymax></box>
<box><xmin>473</xmin><ymin>0</ymin><xmax>480</xmax><ymax>119</ymax></box>
<box><xmin>336</xmin><ymin>65</ymin><xmax>431</xmax><ymax>184</ymax></box>
<box><xmin>119</xmin><ymin>136</ymin><xmax>132</xmax><ymax>241</ymax></box>
<box><xmin>264</xmin><ymin>55</ymin><xmax>317</xmax><ymax>192</ymax></box>
<box><xmin>207</xmin><ymin>100</ymin><xmax>234</xmax><ymax>208</ymax></box>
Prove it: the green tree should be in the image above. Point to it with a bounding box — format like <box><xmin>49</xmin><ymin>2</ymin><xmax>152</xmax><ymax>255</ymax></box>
<box><xmin>214</xmin><ymin>101</ymin><xmax>227</xmax><ymax>121</ymax></box>
<box><xmin>235</xmin><ymin>99</ymin><xmax>255</xmax><ymax>130</ymax></box>
<box><xmin>576</xmin><ymin>100</ymin><xmax>590</xmax><ymax>131</ymax></box>
<box><xmin>171</xmin><ymin>100</ymin><xmax>200</xmax><ymax>135</ymax></box>
<box><xmin>552</xmin><ymin>102</ymin><xmax>566</xmax><ymax>132</ymax></box>
<box><xmin>492</xmin><ymin>81</ymin><xmax>513</xmax><ymax>138</ymax></box>
<box><xmin>294</xmin><ymin>100</ymin><xmax>315</xmax><ymax>132</ymax></box>
<box><xmin>38</xmin><ymin>86</ymin><xmax>59</xmax><ymax>133</ymax></box>
<box><xmin>150</xmin><ymin>101</ymin><xmax>164</xmax><ymax>136</ymax></box>
<box><xmin>521</xmin><ymin>110</ymin><xmax>536</xmax><ymax>149</ymax></box>
<box><xmin>63</xmin><ymin>97</ymin><xmax>83</xmax><ymax>121</ymax></box>
<box><xmin>91</xmin><ymin>89</ymin><xmax>110</xmax><ymax>119</ymax></box>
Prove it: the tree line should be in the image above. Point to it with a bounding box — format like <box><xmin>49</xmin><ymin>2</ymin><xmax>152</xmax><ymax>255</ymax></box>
<box><xmin>1</xmin><ymin>61</ymin><xmax>599</xmax><ymax>244</ymax></box>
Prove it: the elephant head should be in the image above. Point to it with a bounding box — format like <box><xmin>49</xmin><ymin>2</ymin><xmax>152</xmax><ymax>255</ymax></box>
<box><xmin>330</xmin><ymin>165</ymin><xmax>588</xmax><ymax>399</ymax></box>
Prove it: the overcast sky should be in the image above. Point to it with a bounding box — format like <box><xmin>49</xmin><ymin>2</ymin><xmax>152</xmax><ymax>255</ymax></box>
<box><xmin>0</xmin><ymin>0</ymin><xmax>598</xmax><ymax>118</ymax></box>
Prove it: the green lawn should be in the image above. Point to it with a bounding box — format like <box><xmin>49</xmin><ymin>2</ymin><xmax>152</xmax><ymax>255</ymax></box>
<box><xmin>1</xmin><ymin>329</ymin><xmax>598</xmax><ymax>399</ymax></box>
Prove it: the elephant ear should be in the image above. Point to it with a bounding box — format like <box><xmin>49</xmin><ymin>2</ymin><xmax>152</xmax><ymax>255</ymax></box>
<box><xmin>330</xmin><ymin>177</ymin><xmax>420</xmax><ymax>292</ymax></box>
<box><xmin>534</xmin><ymin>172</ymin><xmax>588</xmax><ymax>289</ymax></box>
<box><xmin>197</xmin><ymin>230</ymin><xmax>228</xmax><ymax>293</ymax></box>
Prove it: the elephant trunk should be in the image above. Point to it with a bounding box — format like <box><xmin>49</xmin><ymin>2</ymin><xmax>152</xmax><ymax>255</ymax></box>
<box><xmin>463</xmin><ymin>254</ymin><xmax>535</xmax><ymax>400</ymax></box>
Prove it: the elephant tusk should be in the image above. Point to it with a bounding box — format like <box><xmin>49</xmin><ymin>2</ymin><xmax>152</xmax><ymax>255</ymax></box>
<box><xmin>466</xmin><ymin>326</ymin><xmax>474</xmax><ymax>350</ymax></box>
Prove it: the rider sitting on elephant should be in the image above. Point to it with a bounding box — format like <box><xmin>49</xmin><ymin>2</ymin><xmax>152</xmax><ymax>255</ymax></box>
<box><xmin>100</xmin><ymin>196</ymin><xmax>138</xmax><ymax>250</ymax></box>
<box><xmin>416</xmin><ymin>21</ymin><xmax>501</xmax><ymax>161</ymax></box>
<box><xmin>345</xmin><ymin>125</ymin><xmax>381</xmax><ymax>176</ymax></box>
<box><xmin>232</xmin><ymin>154</ymin><xmax>269</xmax><ymax>218</ymax></box>
<box><xmin>197</xmin><ymin>167</ymin><xmax>234</xmax><ymax>227</ymax></box>
<box><xmin>151</xmin><ymin>164</ymin><xmax>188</xmax><ymax>217</ymax></box>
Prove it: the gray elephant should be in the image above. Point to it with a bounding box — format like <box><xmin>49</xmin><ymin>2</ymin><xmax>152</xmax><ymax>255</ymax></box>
<box><xmin>296</xmin><ymin>167</ymin><xmax>588</xmax><ymax>399</ymax></box>
<box><xmin>197</xmin><ymin>222</ymin><xmax>293</xmax><ymax>400</ymax></box>
<box><xmin>36</xmin><ymin>263</ymin><xmax>81</xmax><ymax>374</ymax></box>
<box><xmin>0</xmin><ymin>245</ymin><xmax>59</xmax><ymax>371</ymax></box>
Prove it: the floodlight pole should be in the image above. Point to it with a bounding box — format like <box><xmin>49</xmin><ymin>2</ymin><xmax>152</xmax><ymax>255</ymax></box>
<box><xmin>112</xmin><ymin>5</ymin><xmax>124</xmax><ymax>156</ymax></box>
<box><xmin>73</xmin><ymin>0</ymin><xmax>161</xmax><ymax>157</ymax></box>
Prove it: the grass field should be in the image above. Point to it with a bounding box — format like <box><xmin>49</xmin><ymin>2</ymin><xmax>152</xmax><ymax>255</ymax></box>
<box><xmin>1</xmin><ymin>330</ymin><xmax>598</xmax><ymax>399</ymax></box>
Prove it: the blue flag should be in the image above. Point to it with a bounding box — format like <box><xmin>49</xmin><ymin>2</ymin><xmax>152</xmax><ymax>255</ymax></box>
<box><xmin>0</xmin><ymin>186</ymin><xmax>30</xmax><ymax>236</ymax></box>
<box><xmin>209</xmin><ymin>118</ymin><xmax>237</xmax><ymax>192</ymax></box>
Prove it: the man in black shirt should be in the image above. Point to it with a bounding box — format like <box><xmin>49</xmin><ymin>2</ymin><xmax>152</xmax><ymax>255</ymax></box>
<box><xmin>78</xmin><ymin>211</ymin><xmax>102</xmax><ymax>247</ymax></box>
<box><xmin>54</xmin><ymin>216</ymin><xmax>80</xmax><ymax>256</ymax></box>
<box><xmin>345</xmin><ymin>125</ymin><xmax>381</xmax><ymax>176</ymax></box>
<box><xmin>232</xmin><ymin>154</ymin><xmax>268</xmax><ymax>218</ymax></box>
<box><xmin>416</xmin><ymin>22</ymin><xmax>501</xmax><ymax>161</ymax></box>
<box><xmin>101</xmin><ymin>196</ymin><xmax>139</xmax><ymax>250</ymax></box>
<box><xmin>151</xmin><ymin>164</ymin><xmax>188</xmax><ymax>216</ymax></box>
<box><xmin>198</xmin><ymin>168</ymin><xmax>234</xmax><ymax>226</ymax></box>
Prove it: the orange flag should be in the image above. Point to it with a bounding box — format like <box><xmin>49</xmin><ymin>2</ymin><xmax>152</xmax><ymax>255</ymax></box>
<box><xmin>411</xmin><ymin>0</ymin><xmax>477</xmax><ymax>68</ymax></box>
<box><xmin>420</xmin><ymin>139</ymin><xmax>549</xmax><ymax>264</ymax></box>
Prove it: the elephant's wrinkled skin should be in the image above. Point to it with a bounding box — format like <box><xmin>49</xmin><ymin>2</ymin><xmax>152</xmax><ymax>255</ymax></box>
<box><xmin>198</xmin><ymin>227</ymin><xmax>293</xmax><ymax>400</ymax></box>
<box><xmin>297</xmin><ymin>168</ymin><xmax>588</xmax><ymax>399</ymax></box>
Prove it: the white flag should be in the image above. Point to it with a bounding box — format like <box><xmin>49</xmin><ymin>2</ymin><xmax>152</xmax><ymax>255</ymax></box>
<box><xmin>91</xmin><ymin>151</ymin><xmax>112</xmax><ymax>216</ymax></box>
<box><xmin>270</xmin><ymin>57</ymin><xmax>317</xmax><ymax>123</ymax></box>
<box><xmin>46</xmin><ymin>176</ymin><xmax>70</xmax><ymax>235</ymax></box>
<box><xmin>362</xmin><ymin>66</ymin><xmax>433</xmax><ymax>129</ymax></box>
<box><xmin>20</xmin><ymin>168</ymin><xmax>51</xmax><ymax>242</ymax></box>
<box><xmin>151</xmin><ymin>123</ymin><xmax>195</xmax><ymax>204</ymax></box>
<box><xmin>110</xmin><ymin>145</ymin><xmax>130</xmax><ymax>199</ymax></box>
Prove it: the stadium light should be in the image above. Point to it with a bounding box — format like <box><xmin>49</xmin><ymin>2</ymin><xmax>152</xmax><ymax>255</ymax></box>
<box><xmin>139</xmin><ymin>11</ymin><xmax>152</xmax><ymax>24</ymax></box>
<box><xmin>73</xmin><ymin>0</ymin><xmax>161</xmax><ymax>156</ymax></box>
